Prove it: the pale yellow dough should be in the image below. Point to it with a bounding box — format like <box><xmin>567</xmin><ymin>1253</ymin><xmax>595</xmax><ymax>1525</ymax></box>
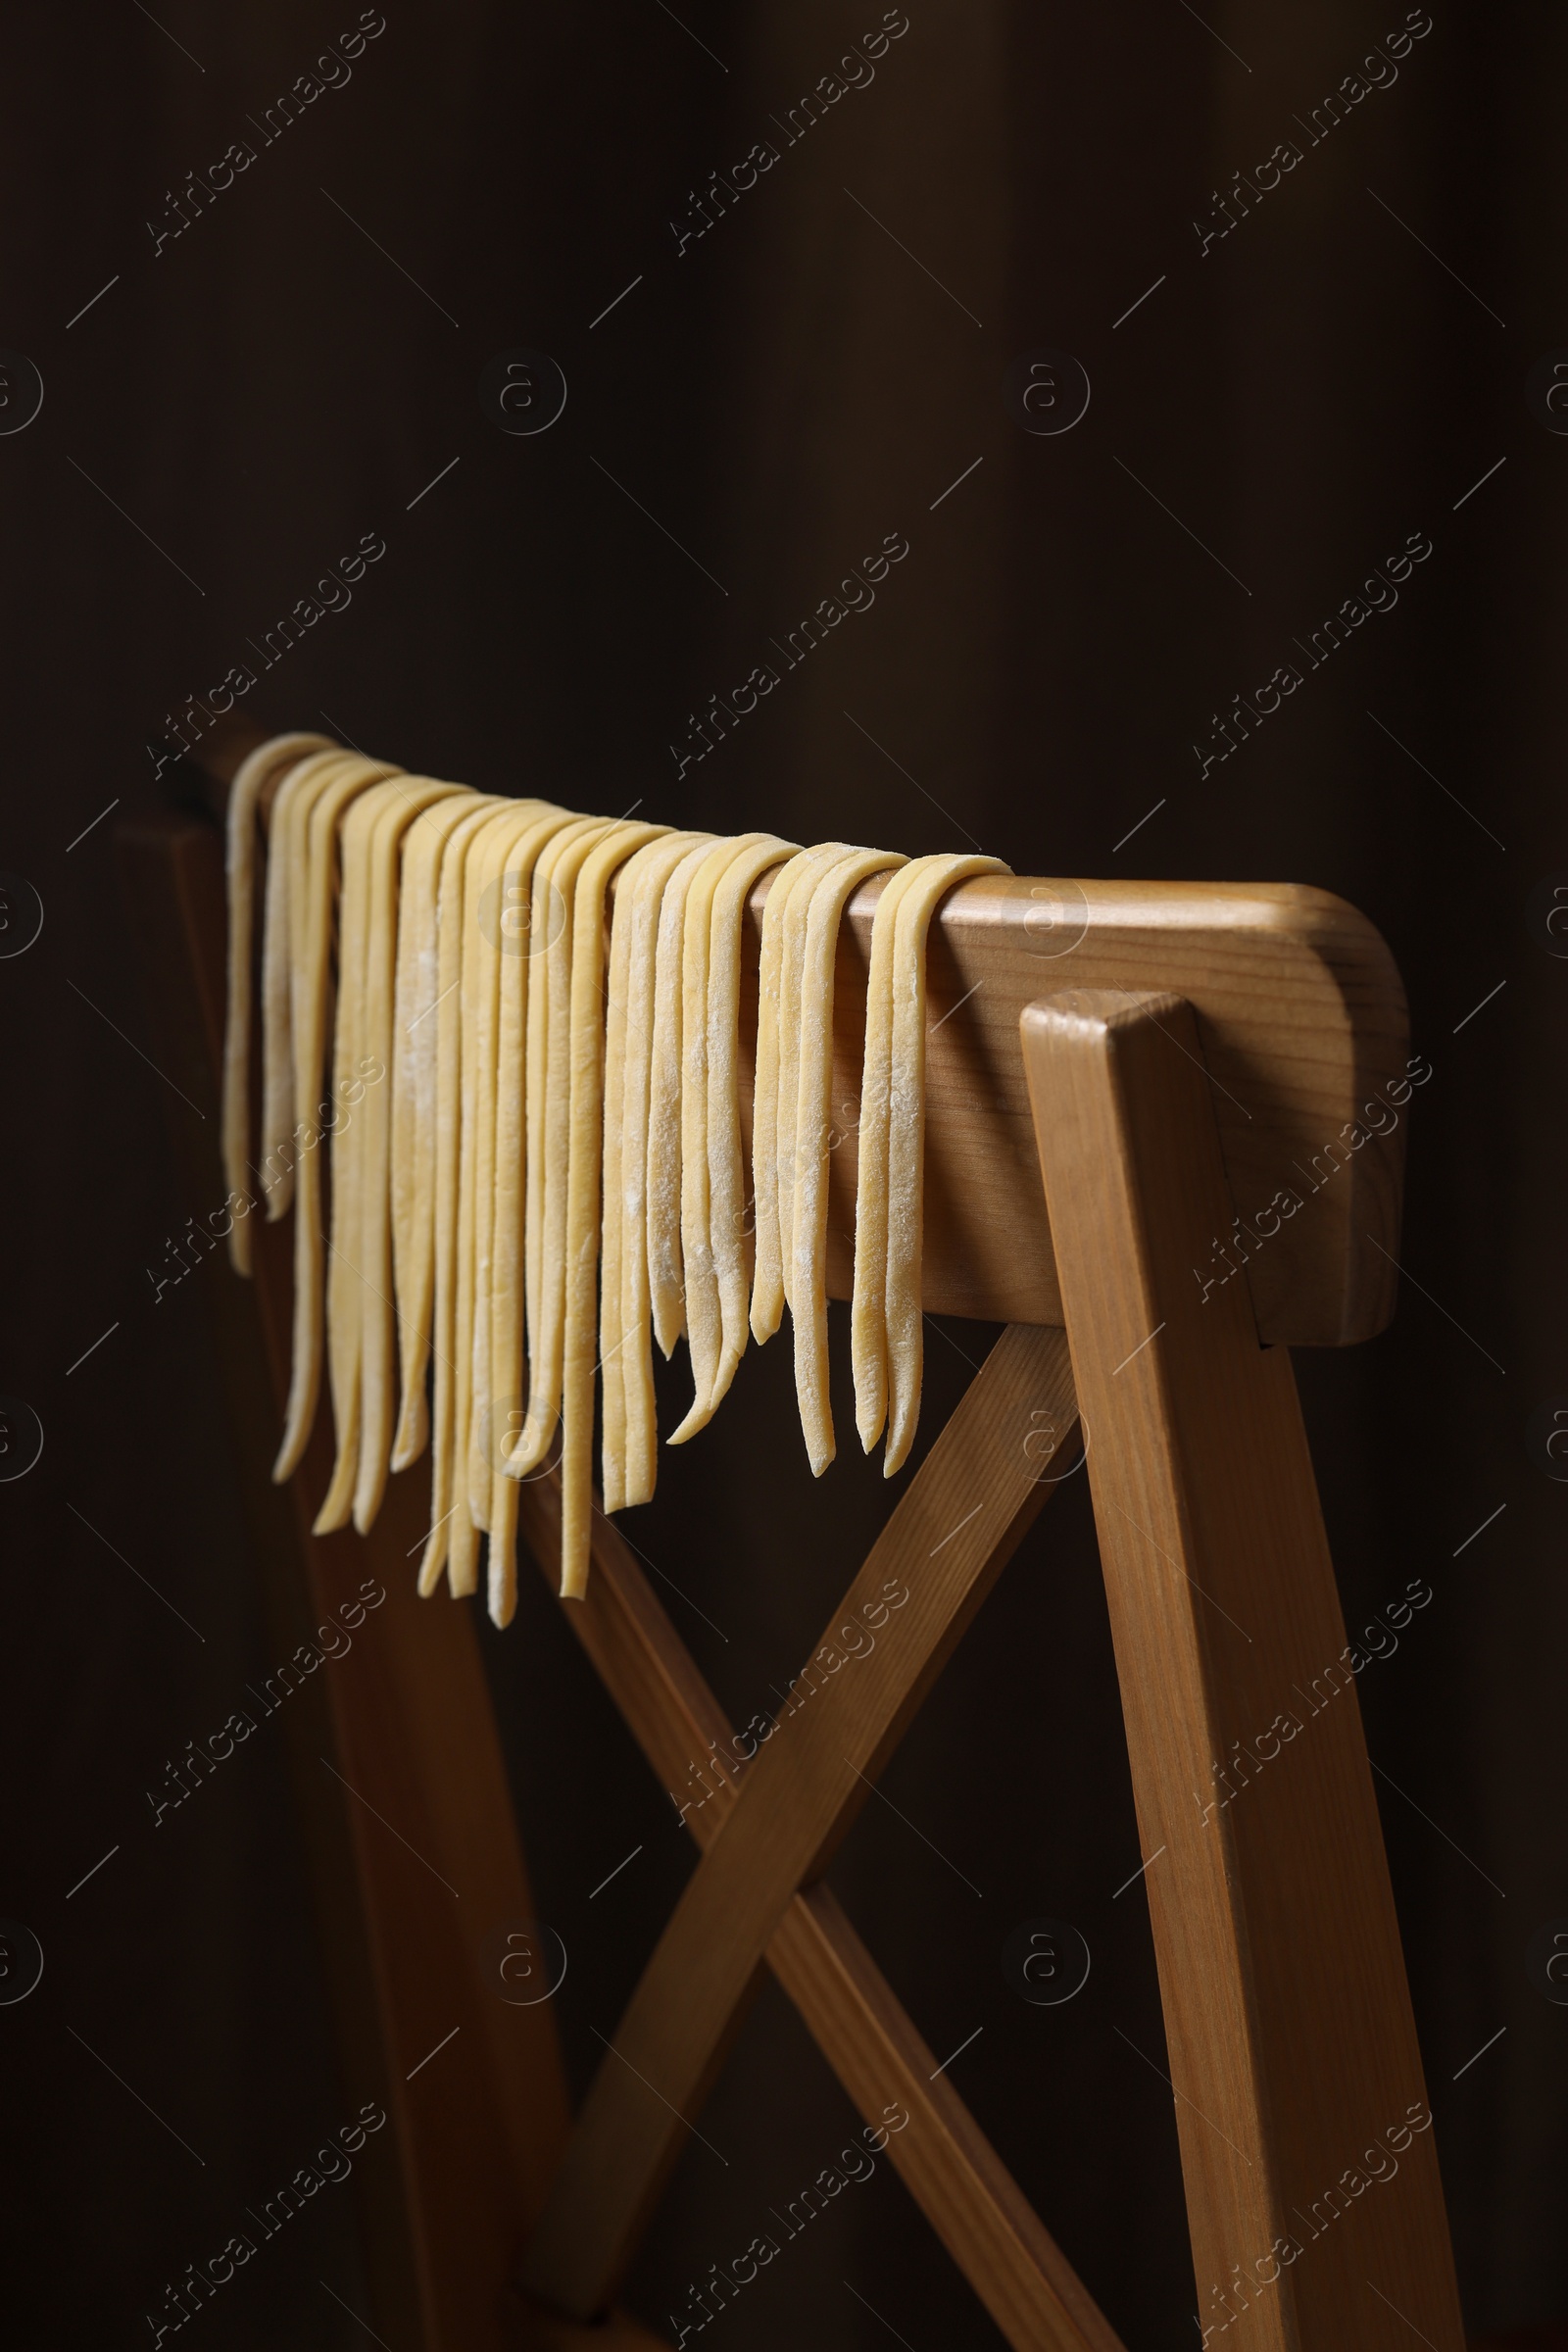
<box><xmin>857</xmin><ymin>853</ymin><xmax>1007</xmax><ymax>1478</ymax></box>
<box><xmin>389</xmin><ymin>791</ymin><xmax>485</xmax><ymax>1473</ymax></box>
<box><xmin>555</xmin><ymin>822</ymin><xmax>667</xmax><ymax>1601</ymax></box>
<box><xmin>788</xmin><ymin>848</ymin><xmax>906</xmax><ymax>1474</ymax></box>
<box><xmin>645</xmin><ymin>837</ymin><xmax>720</xmax><ymax>1362</ymax></box>
<box><xmin>228</xmin><ymin>738</ymin><xmax>1009</xmax><ymax>1611</ymax></box>
<box><xmin>221</xmin><ymin>732</ymin><xmax>333</xmax><ymax>1273</ymax></box>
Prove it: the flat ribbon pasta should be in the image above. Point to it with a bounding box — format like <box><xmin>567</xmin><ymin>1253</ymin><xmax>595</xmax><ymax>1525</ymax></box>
<box><xmin>865</xmin><ymin>853</ymin><xmax>1008</xmax><ymax>1478</ymax></box>
<box><xmin>645</xmin><ymin>838</ymin><xmax>721</xmax><ymax>1361</ymax></box>
<box><xmin>389</xmin><ymin>790</ymin><xmax>485</xmax><ymax>1472</ymax></box>
<box><xmin>222</xmin><ymin>731</ymin><xmax>334</xmax><ymax>1272</ymax></box>
<box><xmin>271</xmin><ymin>755</ymin><xmax>402</xmax><ymax>1484</ymax></box>
<box><xmin>508</xmin><ymin>818</ymin><xmax>620</xmax><ymax>1480</ymax></box>
<box><xmin>418</xmin><ymin>798</ymin><xmax>510</xmax><ymax>1596</ymax></box>
<box><xmin>789</xmin><ymin>848</ymin><xmax>906</xmax><ymax>1474</ymax></box>
<box><xmin>555</xmin><ymin>821</ymin><xmax>668</xmax><ymax>1599</ymax></box>
<box><xmin>748</xmin><ymin>844</ymin><xmax>852</xmax><ymax>1346</ymax></box>
<box><xmin>599</xmin><ymin>833</ymin><xmax>710</xmax><ymax>1516</ymax></box>
<box><xmin>614</xmin><ymin>833</ymin><xmax>714</xmax><ymax>1508</ymax></box>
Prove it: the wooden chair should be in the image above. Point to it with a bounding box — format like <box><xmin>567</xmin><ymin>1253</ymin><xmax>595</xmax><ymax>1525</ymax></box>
<box><xmin>119</xmin><ymin>729</ymin><xmax>1465</xmax><ymax>2352</ymax></box>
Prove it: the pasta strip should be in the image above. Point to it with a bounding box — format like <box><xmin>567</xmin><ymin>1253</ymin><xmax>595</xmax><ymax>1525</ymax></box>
<box><xmin>883</xmin><ymin>854</ymin><xmax>1007</xmax><ymax>1477</ymax></box>
<box><xmin>850</xmin><ymin>860</ymin><xmax>928</xmax><ymax>1456</ymax></box>
<box><xmin>616</xmin><ymin>834</ymin><xmax>714</xmax><ymax>1507</ymax></box>
<box><xmin>669</xmin><ymin>836</ymin><xmax>792</xmax><ymax>1446</ymax></box>
<box><xmin>646</xmin><ymin>839</ymin><xmax>719</xmax><ymax>1362</ymax></box>
<box><xmin>776</xmin><ymin>846</ymin><xmax>863</xmax><ymax>1322</ymax></box>
<box><xmin>598</xmin><ymin>835</ymin><xmax>703</xmax><ymax>1514</ymax></box>
<box><xmin>557</xmin><ymin>822</ymin><xmax>668</xmax><ymax>1598</ymax></box>
<box><xmin>418</xmin><ymin>798</ymin><xmax>510</xmax><ymax>1596</ymax></box>
<box><xmin>353</xmin><ymin>780</ymin><xmax>469</xmax><ymax>1532</ymax></box>
<box><xmin>260</xmin><ymin>750</ymin><xmax>364</xmax><ymax>1224</ymax></box>
<box><xmin>463</xmin><ymin>803</ymin><xmax>564</xmax><ymax>1534</ymax></box>
<box><xmin>314</xmin><ymin>779</ymin><xmax>418</xmax><ymax>1531</ymax></box>
<box><xmin>479</xmin><ymin>806</ymin><xmax>580</xmax><ymax>1627</ymax></box>
<box><xmin>509</xmin><ymin>818</ymin><xmax>619</xmax><ymax>1479</ymax></box>
<box><xmin>390</xmin><ymin>791</ymin><xmax>484</xmax><ymax>1472</ymax></box>
<box><xmin>693</xmin><ymin>834</ymin><xmax>800</xmax><ymax>1432</ymax></box>
<box><xmin>748</xmin><ymin>845</ymin><xmax>851</xmax><ymax>1346</ymax></box>
<box><xmin>272</xmin><ymin>756</ymin><xmax>401</xmax><ymax>1483</ymax></box>
<box><xmin>450</xmin><ymin>806</ymin><xmax>556</xmax><ymax>1594</ymax></box>
<box><xmin>789</xmin><ymin>849</ymin><xmax>906</xmax><ymax>1474</ymax></box>
<box><xmin>222</xmin><ymin>732</ymin><xmax>333</xmax><ymax>1271</ymax></box>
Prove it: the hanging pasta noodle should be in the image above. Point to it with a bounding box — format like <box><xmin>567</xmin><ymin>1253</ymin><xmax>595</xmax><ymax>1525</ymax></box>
<box><xmin>259</xmin><ymin>748</ymin><xmax>369</xmax><ymax>1229</ymax></box>
<box><xmin>270</xmin><ymin>753</ymin><xmax>402</xmax><ymax>1484</ymax></box>
<box><xmin>598</xmin><ymin>832</ymin><xmax>710</xmax><ymax>1515</ymax></box>
<box><xmin>748</xmin><ymin>843</ymin><xmax>853</xmax><ymax>1347</ymax></box>
<box><xmin>645</xmin><ymin>837</ymin><xmax>719</xmax><ymax>1364</ymax></box>
<box><xmin>788</xmin><ymin>847</ymin><xmax>906</xmax><ymax>1474</ymax></box>
<box><xmin>507</xmin><ymin>818</ymin><xmax>620</xmax><ymax>1485</ymax></box>
<box><xmin>316</xmin><ymin>776</ymin><xmax>424</xmax><ymax>1535</ymax></box>
<box><xmin>448</xmin><ymin>803</ymin><xmax>570</xmax><ymax>1597</ymax></box>
<box><xmin>853</xmin><ymin>853</ymin><xmax>1009</xmax><ymax>1477</ymax></box>
<box><xmin>353</xmin><ymin>780</ymin><xmax>470</xmax><ymax>1532</ymax></box>
<box><xmin>556</xmin><ymin>821</ymin><xmax>668</xmax><ymax>1599</ymax></box>
<box><xmin>612</xmin><ymin>833</ymin><xmax>714</xmax><ymax>1509</ymax></box>
<box><xmin>487</xmin><ymin>807</ymin><xmax>588</xmax><ymax>1627</ymax></box>
<box><xmin>462</xmin><ymin>803</ymin><xmax>568</xmax><ymax>1539</ymax></box>
<box><xmin>390</xmin><ymin>790</ymin><xmax>485</xmax><ymax>1473</ymax></box>
<box><xmin>669</xmin><ymin>834</ymin><xmax>798</xmax><ymax>1444</ymax></box>
<box><xmin>850</xmin><ymin>859</ymin><xmax>926</xmax><ymax>1456</ymax></box>
<box><xmin>418</xmin><ymin>798</ymin><xmax>507</xmax><ymax>1597</ymax></box>
<box><xmin>221</xmin><ymin>732</ymin><xmax>333</xmax><ymax>1273</ymax></box>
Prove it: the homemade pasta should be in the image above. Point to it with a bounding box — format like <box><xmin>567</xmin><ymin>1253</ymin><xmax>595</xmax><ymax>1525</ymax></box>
<box><xmin>225</xmin><ymin>732</ymin><xmax>1007</xmax><ymax>1616</ymax></box>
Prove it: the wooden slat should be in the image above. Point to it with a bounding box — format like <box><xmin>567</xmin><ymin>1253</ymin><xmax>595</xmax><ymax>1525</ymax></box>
<box><xmin>119</xmin><ymin>812</ymin><xmax>573</xmax><ymax>2352</ymax></box>
<box><xmin>199</xmin><ymin>720</ymin><xmax>1407</xmax><ymax>1346</ymax></box>
<box><xmin>513</xmin><ymin>1465</ymin><xmax>1122</xmax><ymax>2352</ymax></box>
<box><xmin>806</xmin><ymin>871</ymin><xmax>1407</xmax><ymax>1347</ymax></box>
<box><xmin>1021</xmin><ymin>992</ymin><xmax>1463</xmax><ymax>2352</ymax></box>
<box><xmin>521</xmin><ymin>1324</ymin><xmax>1073</xmax><ymax>2320</ymax></box>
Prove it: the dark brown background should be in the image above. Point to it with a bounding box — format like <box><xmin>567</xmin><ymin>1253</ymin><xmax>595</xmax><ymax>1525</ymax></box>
<box><xmin>2</xmin><ymin>2</ymin><xmax>1564</xmax><ymax>2345</ymax></box>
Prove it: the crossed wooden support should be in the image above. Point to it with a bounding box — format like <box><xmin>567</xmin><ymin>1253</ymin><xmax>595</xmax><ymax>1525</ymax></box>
<box><xmin>514</xmin><ymin>1319</ymin><xmax>1105</xmax><ymax>2349</ymax></box>
<box><xmin>513</xmin><ymin>993</ymin><xmax>1465</xmax><ymax>2352</ymax></box>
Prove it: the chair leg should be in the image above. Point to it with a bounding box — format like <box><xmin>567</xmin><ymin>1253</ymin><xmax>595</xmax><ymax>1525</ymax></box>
<box><xmin>1022</xmin><ymin>990</ymin><xmax>1464</xmax><ymax>2352</ymax></box>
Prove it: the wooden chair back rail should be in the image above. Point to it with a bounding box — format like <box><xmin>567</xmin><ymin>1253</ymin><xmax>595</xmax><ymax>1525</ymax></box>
<box><xmin>115</xmin><ymin>737</ymin><xmax>1463</xmax><ymax>2352</ymax></box>
<box><xmin>205</xmin><ymin>724</ymin><xmax>1407</xmax><ymax>1346</ymax></box>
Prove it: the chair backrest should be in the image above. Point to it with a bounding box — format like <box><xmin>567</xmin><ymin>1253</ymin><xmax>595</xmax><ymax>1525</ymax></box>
<box><xmin>121</xmin><ymin>726</ymin><xmax>1460</xmax><ymax>2352</ymax></box>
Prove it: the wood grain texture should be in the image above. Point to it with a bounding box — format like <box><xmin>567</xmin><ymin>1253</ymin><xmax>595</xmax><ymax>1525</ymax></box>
<box><xmin>203</xmin><ymin>723</ymin><xmax>1406</xmax><ymax>1346</ymax></box>
<box><xmin>1022</xmin><ymin>991</ymin><xmax>1462</xmax><ymax>2352</ymax></box>
<box><xmin>513</xmin><ymin>1462</ymin><xmax>1122</xmax><ymax>2352</ymax></box>
<box><xmin>804</xmin><ymin>870</ymin><xmax>1408</xmax><ymax>1348</ymax></box>
<box><xmin>520</xmin><ymin>1323</ymin><xmax>1075</xmax><ymax>2321</ymax></box>
<box><xmin>119</xmin><ymin>811</ymin><xmax>572</xmax><ymax>2352</ymax></box>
